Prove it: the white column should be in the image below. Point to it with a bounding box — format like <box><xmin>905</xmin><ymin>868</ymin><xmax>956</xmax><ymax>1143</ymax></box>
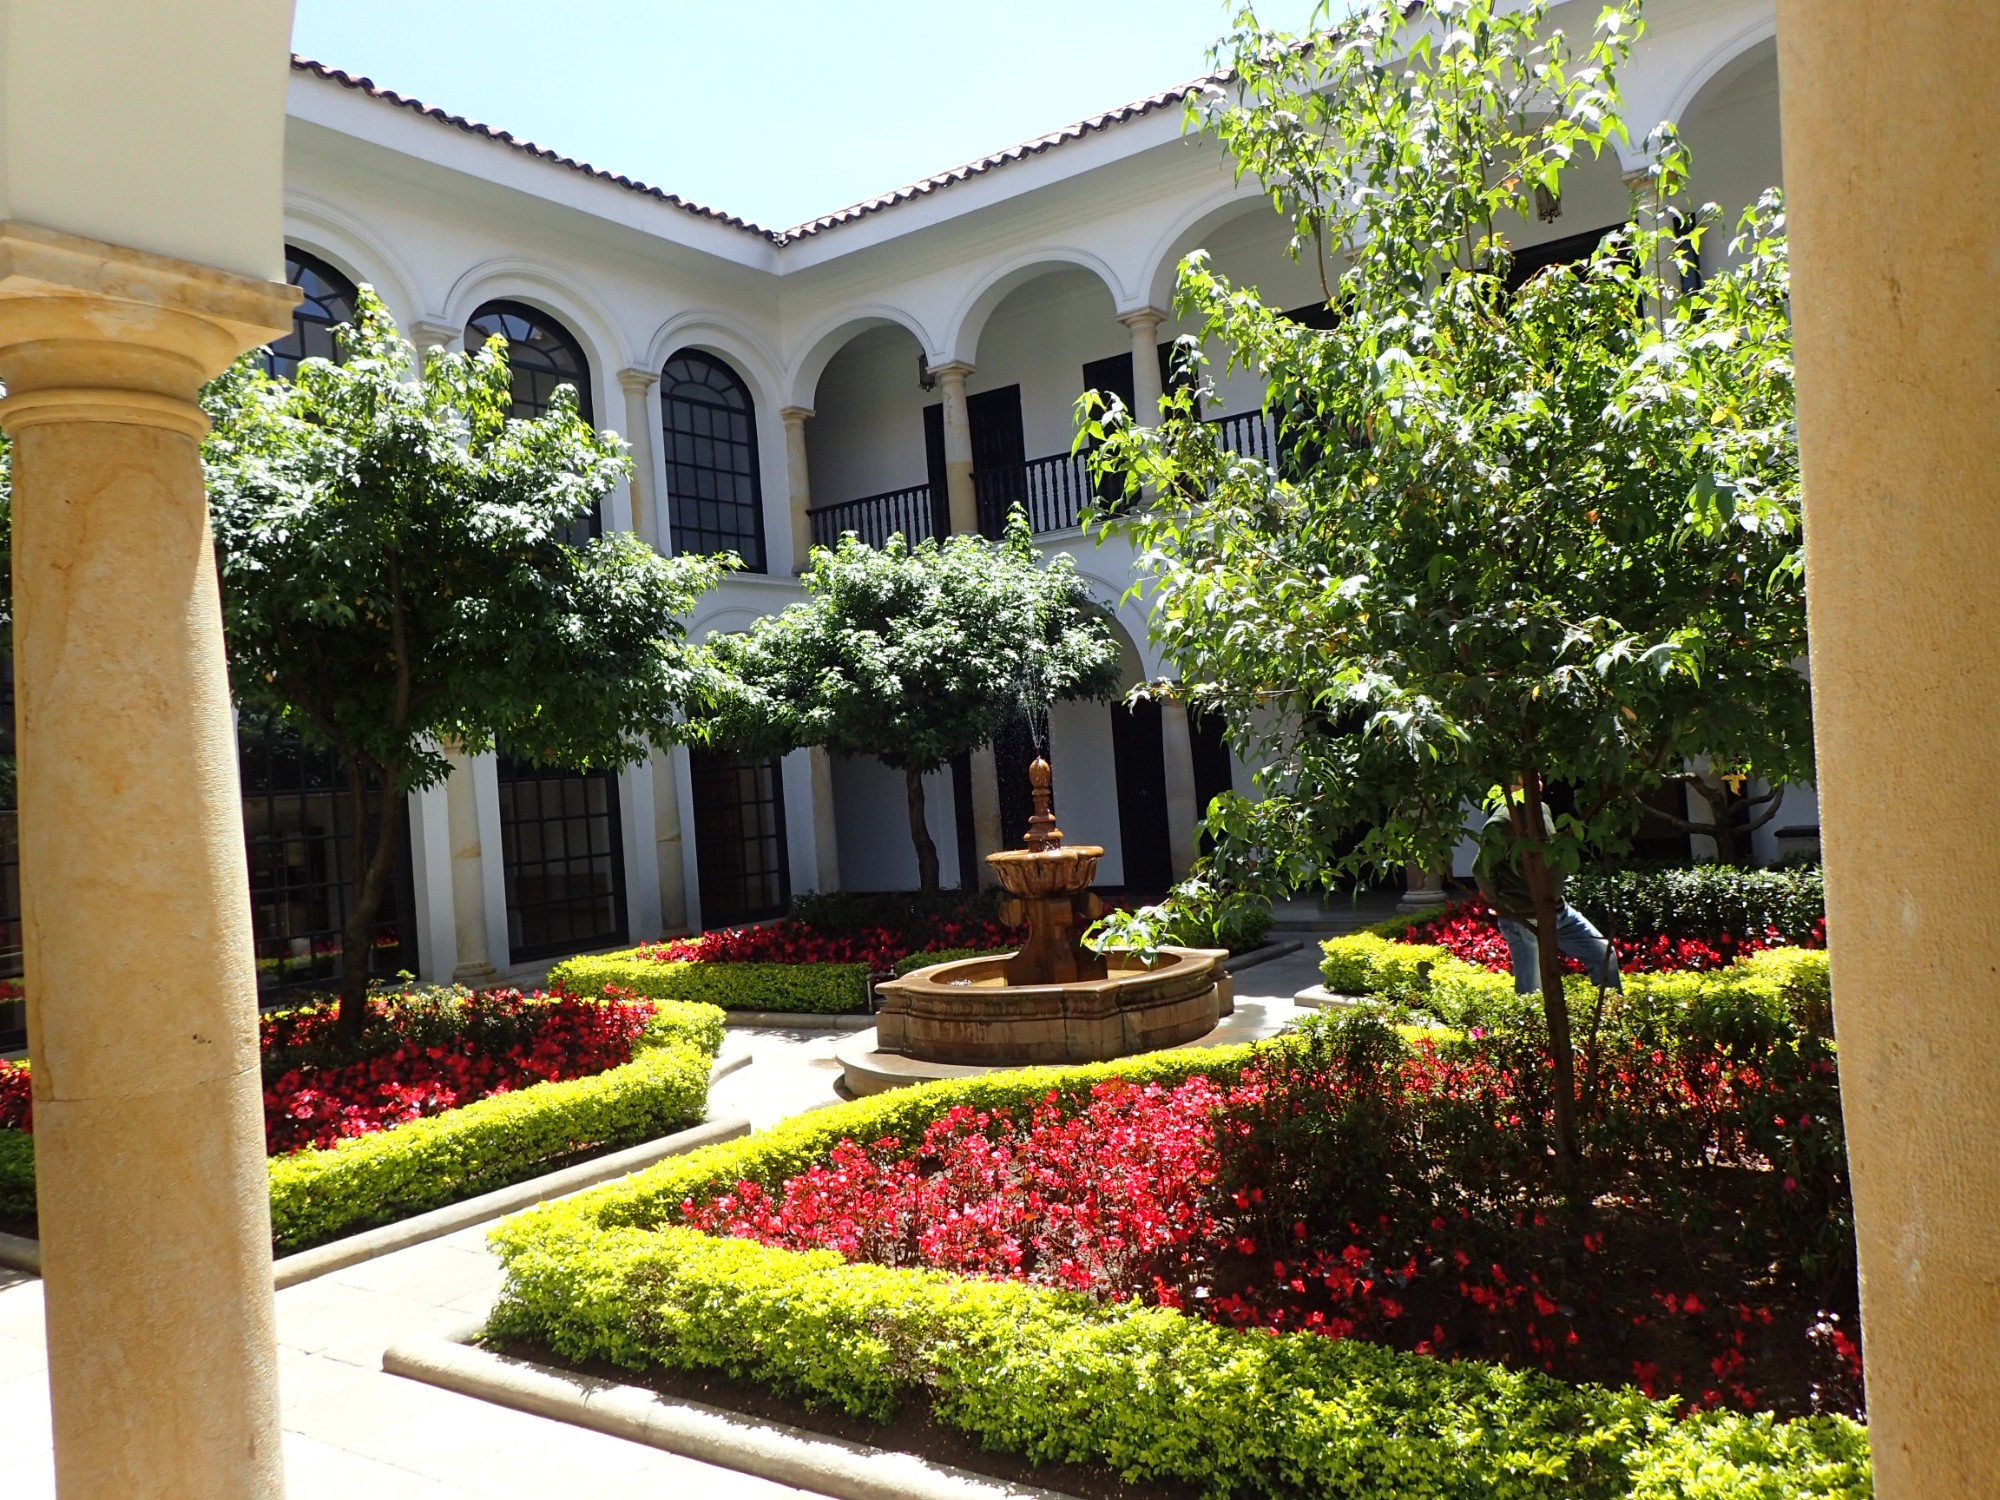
<box><xmin>406</xmin><ymin>781</ymin><xmax>457</xmax><ymax>982</ymax></box>
<box><xmin>781</xmin><ymin>404</ymin><xmax>814</xmax><ymax>573</ymax></box>
<box><xmin>967</xmin><ymin>743</ymin><xmax>1004</xmax><ymax>887</ymax></box>
<box><xmin>810</xmin><ymin>747</ymin><xmax>841</xmax><ymax>892</ymax></box>
<box><xmin>444</xmin><ymin>748</ymin><xmax>498</xmax><ymax>985</ymax></box>
<box><xmin>673</xmin><ymin>743</ymin><xmax>704</xmax><ymax>932</ymax></box>
<box><xmin>618</xmin><ymin>759</ymin><xmax>662</xmax><ymax>945</ymax></box>
<box><xmin>932</xmin><ymin>361</ymin><xmax>978</xmax><ymax>533</ymax></box>
<box><xmin>619</xmin><ymin>366</ymin><xmax>662</xmax><ymax>548</ymax></box>
<box><xmin>1118</xmin><ymin>307</ymin><xmax>1167</xmax><ymax>421</ymax></box>
<box><xmin>1160</xmin><ymin>699</ymin><xmax>1200</xmax><ymax>881</ymax></box>
<box><xmin>651</xmin><ymin>748</ymin><xmax>689</xmax><ymax>933</ymax></box>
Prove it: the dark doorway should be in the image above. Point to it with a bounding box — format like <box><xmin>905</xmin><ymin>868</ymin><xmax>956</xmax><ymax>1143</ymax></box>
<box><xmin>968</xmin><ymin>385</ymin><xmax>1026</xmax><ymax>537</ymax></box>
<box><xmin>1081</xmin><ymin>354</ymin><xmax>1137</xmax><ymax>505</ymax></box>
<box><xmin>950</xmin><ymin>751</ymin><xmax>979</xmax><ymax>890</ymax></box>
<box><xmin>1110</xmin><ymin>700</ymin><xmax>1175</xmax><ymax>896</ymax></box>
<box><xmin>1189</xmin><ymin>708</ymin><xmax>1235</xmax><ymax>850</ymax></box>
<box><xmin>922</xmin><ymin>402</ymin><xmax>952</xmax><ymax>536</ymax></box>
<box><xmin>497</xmin><ymin>757</ymin><xmax>627</xmax><ymax>962</ymax></box>
<box><xmin>992</xmin><ymin>713</ymin><xmax>1038</xmax><ymax>854</ymax></box>
<box><xmin>690</xmin><ymin>749</ymin><xmax>791</xmax><ymax>928</ymax></box>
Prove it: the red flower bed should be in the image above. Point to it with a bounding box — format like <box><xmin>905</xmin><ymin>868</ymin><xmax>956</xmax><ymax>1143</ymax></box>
<box><xmin>0</xmin><ymin>989</ymin><xmax>653</xmax><ymax>1156</ymax></box>
<box><xmin>0</xmin><ymin>1058</ymin><xmax>29</xmax><ymax>1132</ymax></box>
<box><xmin>640</xmin><ymin>913</ymin><xmax>1018</xmax><ymax>972</ymax></box>
<box><xmin>1403</xmin><ymin>896</ymin><xmax>1824</xmax><ymax>975</ymax></box>
<box><xmin>680</xmin><ymin>1019</ymin><xmax>1859</xmax><ymax>1419</ymax></box>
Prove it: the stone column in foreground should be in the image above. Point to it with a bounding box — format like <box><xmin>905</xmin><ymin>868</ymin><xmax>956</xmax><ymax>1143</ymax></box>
<box><xmin>780</xmin><ymin>405</ymin><xmax>814</xmax><ymax>571</ymax></box>
<box><xmin>1776</xmin><ymin>5</ymin><xmax>2000</xmax><ymax>1496</ymax></box>
<box><xmin>619</xmin><ymin>366</ymin><xmax>663</xmax><ymax>549</ymax></box>
<box><xmin>444</xmin><ymin>749</ymin><xmax>499</xmax><ymax>986</ymax></box>
<box><xmin>0</xmin><ymin>221</ymin><xmax>297</xmax><ymax>1499</ymax></box>
<box><xmin>932</xmin><ymin>361</ymin><xmax>978</xmax><ymax>534</ymax></box>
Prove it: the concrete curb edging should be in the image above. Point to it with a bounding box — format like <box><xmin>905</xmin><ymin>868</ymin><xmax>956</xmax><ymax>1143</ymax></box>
<box><xmin>724</xmin><ymin>1009</ymin><xmax>876</xmax><ymax>1031</ymax></box>
<box><xmin>0</xmin><ymin>1229</ymin><xmax>37</xmax><ymax>1275</ymax></box>
<box><xmin>383</xmin><ymin>1335</ymin><xmax>1079</xmax><ymax>1500</ymax></box>
<box><xmin>0</xmin><ymin>1052</ymin><xmax>754</xmax><ymax>1285</ymax></box>
<box><xmin>1221</xmin><ymin>938</ymin><xmax>1302</xmax><ymax>975</ymax></box>
<box><xmin>1292</xmin><ymin>984</ymin><xmax>1366</xmax><ymax>1011</ymax></box>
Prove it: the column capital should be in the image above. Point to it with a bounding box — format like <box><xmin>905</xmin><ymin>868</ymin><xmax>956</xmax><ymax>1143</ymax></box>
<box><xmin>0</xmin><ymin>221</ymin><xmax>298</xmax><ymax>438</ymax></box>
<box><xmin>409</xmin><ymin>318</ymin><xmax>460</xmax><ymax>354</ymax></box>
<box><xmin>1117</xmin><ymin>305</ymin><xmax>1169</xmax><ymax>332</ymax></box>
<box><xmin>778</xmin><ymin>404</ymin><xmax>814</xmax><ymax>424</ymax></box>
<box><xmin>617</xmin><ymin>365</ymin><xmax>661</xmax><ymax>394</ymax></box>
<box><xmin>927</xmin><ymin>359</ymin><xmax>975</xmax><ymax>386</ymax></box>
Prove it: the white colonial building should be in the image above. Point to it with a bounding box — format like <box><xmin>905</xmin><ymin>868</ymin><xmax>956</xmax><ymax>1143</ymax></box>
<box><xmin>73</xmin><ymin>0</ymin><xmax>1795</xmax><ymax>996</ymax></box>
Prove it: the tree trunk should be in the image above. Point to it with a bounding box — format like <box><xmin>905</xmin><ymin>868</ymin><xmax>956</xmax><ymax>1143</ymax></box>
<box><xmin>904</xmin><ymin>763</ymin><xmax>940</xmax><ymax>893</ymax></box>
<box><xmin>336</xmin><ymin>758</ymin><xmax>407</xmax><ymax>1046</ymax></box>
<box><xmin>1517</xmin><ymin>772</ymin><xmax>1583</xmax><ymax>1192</ymax></box>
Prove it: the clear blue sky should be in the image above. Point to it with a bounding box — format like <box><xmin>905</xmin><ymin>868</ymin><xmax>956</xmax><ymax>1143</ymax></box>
<box><xmin>290</xmin><ymin>1</ymin><xmax>1329</xmax><ymax>231</ymax></box>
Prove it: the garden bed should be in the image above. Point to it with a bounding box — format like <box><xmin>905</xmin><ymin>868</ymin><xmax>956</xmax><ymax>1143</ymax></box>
<box><xmin>0</xmin><ymin>985</ymin><xmax>722</xmax><ymax>1253</ymax></box>
<box><xmin>488</xmin><ymin>946</ymin><xmax>1867</xmax><ymax>1498</ymax></box>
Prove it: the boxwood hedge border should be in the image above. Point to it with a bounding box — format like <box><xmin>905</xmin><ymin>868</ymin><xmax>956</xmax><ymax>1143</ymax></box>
<box><xmin>486</xmin><ymin>989</ymin><xmax>1867</xmax><ymax>1500</ymax></box>
<box><xmin>551</xmin><ymin>951</ymin><xmax>871</xmax><ymax>1016</ymax></box>
<box><xmin>0</xmin><ymin>997</ymin><xmax>725</xmax><ymax>1253</ymax></box>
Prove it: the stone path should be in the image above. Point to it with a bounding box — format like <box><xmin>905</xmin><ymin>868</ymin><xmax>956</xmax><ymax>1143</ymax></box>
<box><xmin>0</xmin><ymin>938</ymin><xmax>1354</xmax><ymax>1498</ymax></box>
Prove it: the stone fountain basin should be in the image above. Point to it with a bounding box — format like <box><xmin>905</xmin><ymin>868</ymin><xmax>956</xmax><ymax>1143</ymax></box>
<box><xmin>873</xmin><ymin>945</ymin><xmax>1230</xmax><ymax>1066</ymax></box>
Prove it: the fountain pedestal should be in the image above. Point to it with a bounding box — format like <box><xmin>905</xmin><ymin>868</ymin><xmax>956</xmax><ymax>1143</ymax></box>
<box><xmin>865</xmin><ymin>756</ymin><xmax>1225</xmax><ymax>1076</ymax></box>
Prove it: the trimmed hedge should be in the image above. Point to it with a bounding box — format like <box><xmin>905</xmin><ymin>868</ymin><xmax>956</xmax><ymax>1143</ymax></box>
<box><xmin>0</xmin><ymin>996</ymin><xmax>724</xmax><ymax>1252</ymax></box>
<box><xmin>551</xmin><ymin>951</ymin><xmax>869</xmax><ymax>1015</ymax></box>
<box><xmin>1569</xmin><ymin>865</ymin><xmax>1825</xmax><ymax>945</ymax></box>
<box><xmin>891</xmin><ymin>945</ymin><xmax>1011</xmax><ymax>977</ymax></box>
<box><xmin>487</xmin><ymin>1037</ymin><xmax>1869</xmax><ymax>1499</ymax></box>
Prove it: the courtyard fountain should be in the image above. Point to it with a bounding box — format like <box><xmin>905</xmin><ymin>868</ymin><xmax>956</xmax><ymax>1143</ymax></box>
<box><xmin>843</xmin><ymin>755</ymin><xmax>1227</xmax><ymax>1092</ymax></box>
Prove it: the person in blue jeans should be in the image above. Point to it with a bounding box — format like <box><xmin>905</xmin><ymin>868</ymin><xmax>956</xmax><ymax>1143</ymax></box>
<box><xmin>1472</xmin><ymin>800</ymin><xmax>1621</xmax><ymax>994</ymax></box>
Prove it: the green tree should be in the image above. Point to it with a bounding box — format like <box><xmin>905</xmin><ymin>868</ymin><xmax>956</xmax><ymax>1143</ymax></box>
<box><xmin>691</xmin><ymin>516</ymin><xmax>1122</xmax><ymax>892</ymax></box>
<box><xmin>200</xmin><ymin>292</ymin><xmax>726</xmax><ymax>1038</ymax></box>
<box><xmin>1087</xmin><ymin>0</ymin><xmax>1804</xmax><ymax>1181</ymax></box>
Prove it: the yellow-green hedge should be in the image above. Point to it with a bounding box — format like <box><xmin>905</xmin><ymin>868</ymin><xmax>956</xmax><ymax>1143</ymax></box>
<box><xmin>487</xmin><ymin>1044</ymin><xmax>1869</xmax><ymax>1499</ymax></box>
<box><xmin>0</xmin><ymin>997</ymin><xmax>725</xmax><ymax>1252</ymax></box>
<box><xmin>550</xmin><ymin>951</ymin><xmax>869</xmax><ymax>1015</ymax></box>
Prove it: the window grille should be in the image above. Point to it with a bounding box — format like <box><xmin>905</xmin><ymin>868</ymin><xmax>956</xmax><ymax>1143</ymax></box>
<box><xmin>262</xmin><ymin>247</ymin><xmax>358</xmax><ymax>380</ymax></box>
<box><xmin>238</xmin><ymin>710</ymin><xmax>416</xmax><ymax>996</ymax></box>
<box><xmin>496</xmin><ymin>754</ymin><xmax>627</xmax><ymax>961</ymax></box>
<box><xmin>690</xmin><ymin>749</ymin><xmax>789</xmax><ymax>927</ymax></box>
<box><xmin>467</xmin><ymin>300</ymin><xmax>600</xmax><ymax>544</ymax></box>
<box><xmin>661</xmin><ymin>351</ymin><xmax>766</xmax><ymax>570</ymax></box>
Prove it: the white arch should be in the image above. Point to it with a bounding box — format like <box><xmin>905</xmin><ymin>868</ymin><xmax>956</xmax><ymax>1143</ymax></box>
<box><xmin>643</xmin><ymin>310</ymin><xmax>784</xmax><ymax>409</ymax></box>
<box><xmin>1621</xmin><ymin>12</ymin><xmax>1779</xmax><ymax>170</ymax></box>
<box><xmin>280</xmin><ymin>190</ymin><xmax>424</xmax><ymax>334</ymax></box>
<box><xmin>1066</xmin><ymin>558</ymin><xmax>1167</xmax><ymax>683</ymax></box>
<box><xmin>940</xmin><ymin>247</ymin><xmax>1128</xmax><ymax>367</ymax></box>
<box><xmin>783</xmin><ymin>304</ymin><xmax>935</xmax><ymax>410</ymax></box>
<box><xmin>441</xmin><ymin>257</ymin><xmax>627</xmax><ymax>420</ymax></box>
<box><xmin>1134</xmin><ymin>184</ymin><xmax>1275</xmax><ymax>315</ymax></box>
<box><xmin>686</xmin><ymin>603</ymin><xmax>787</xmax><ymax>644</ymax></box>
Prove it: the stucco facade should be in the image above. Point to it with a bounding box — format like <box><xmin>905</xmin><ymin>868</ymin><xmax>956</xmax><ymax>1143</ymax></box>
<box><xmin>254</xmin><ymin>0</ymin><xmax>1796</xmax><ymax>978</ymax></box>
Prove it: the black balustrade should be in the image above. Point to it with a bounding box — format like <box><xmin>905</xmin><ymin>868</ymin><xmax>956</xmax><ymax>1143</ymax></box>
<box><xmin>1208</xmin><ymin>407</ymin><xmax>1278</xmax><ymax>465</ymax></box>
<box><xmin>806</xmin><ymin>483</ymin><xmax>942</xmax><ymax>551</ymax></box>
<box><xmin>974</xmin><ymin>450</ymin><xmax>1095</xmax><ymax>537</ymax></box>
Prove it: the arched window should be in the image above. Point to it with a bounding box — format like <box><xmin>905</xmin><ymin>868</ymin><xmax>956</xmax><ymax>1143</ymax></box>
<box><xmin>466</xmin><ymin>299</ymin><xmax>594</xmax><ymax>424</ymax></box>
<box><xmin>468</xmin><ymin>299</ymin><xmax>598</xmax><ymax>543</ymax></box>
<box><xmin>660</xmin><ymin>350</ymin><xmax>766</xmax><ymax>571</ymax></box>
<box><xmin>262</xmin><ymin>247</ymin><xmax>358</xmax><ymax>380</ymax></box>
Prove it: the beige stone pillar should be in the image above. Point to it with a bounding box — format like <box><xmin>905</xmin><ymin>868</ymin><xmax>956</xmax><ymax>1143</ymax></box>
<box><xmin>0</xmin><ymin>223</ymin><xmax>296</xmax><ymax>1499</ymax></box>
<box><xmin>651</xmin><ymin>748</ymin><xmax>689</xmax><ymax>934</ymax></box>
<box><xmin>809</xmin><ymin>748</ymin><xmax>841</xmax><ymax>892</ymax></box>
<box><xmin>1397</xmin><ymin>864</ymin><xmax>1447</xmax><ymax>914</ymax></box>
<box><xmin>619</xmin><ymin>367</ymin><xmax>662</xmax><ymax>549</ymax></box>
<box><xmin>444</xmin><ymin>749</ymin><xmax>498</xmax><ymax>985</ymax></box>
<box><xmin>932</xmin><ymin>361</ymin><xmax>978</xmax><ymax>534</ymax></box>
<box><xmin>780</xmin><ymin>405</ymin><xmax>814</xmax><ymax>572</ymax></box>
<box><xmin>1118</xmin><ymin>308</ymin><xmax>1166</xmax><ymax>421</ymax></box>
<box><xmin>1159</xmin><ymin>699</ymin><xmax>1200</xmax><ymax>881</ymax></box>
<box><xmin>1776</xmin><ymin>6</ymin><xmax>2000</xmax><ymax>1496</ymax></box>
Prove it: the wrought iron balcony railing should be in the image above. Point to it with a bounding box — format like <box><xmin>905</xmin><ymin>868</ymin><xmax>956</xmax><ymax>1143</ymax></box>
<box><xmin>974</xmin><ymin>450</ymin><xmax>1098</xmax><ymax>538</ymax></box>
<box><xmin>805</xmin><ymin>483</ymin><xmax>944</xmax><ymax>551</ymax></box>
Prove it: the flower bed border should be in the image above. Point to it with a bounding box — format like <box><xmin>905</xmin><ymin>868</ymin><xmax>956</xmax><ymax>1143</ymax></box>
<box><xmin>486</xmin><ymin>1015</ymin><xmax>1867</xmax><ymax>1500</ymax></box>
<box><xmin>0</xmin><ymin>998</ymin><xmax>726</xmax><ymax>1254</ymax></box>
<box><xmin>552</xmin><ymin>952</ymin><xmax>871</xmax><ymax>1016</ymax></box>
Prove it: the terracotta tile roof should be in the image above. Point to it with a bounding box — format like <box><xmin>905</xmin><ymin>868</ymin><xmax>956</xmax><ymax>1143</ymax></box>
<box><xmin>775</xmin><ymin>75</ymin><xmax>1214</xmax><ymax>241</ymax></box>
<box><xmin>290</xmin><ymin>57</ymin><xmax>776</xmax><ymax>239</ymax></box>
<box><xmin>291</xmin><ymin>55</ymin><xmax>1218</xmax><ymax>248</ymax></box>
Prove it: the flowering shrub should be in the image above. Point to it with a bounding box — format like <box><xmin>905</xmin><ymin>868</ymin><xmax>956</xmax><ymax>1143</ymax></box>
<box><xmin>262</xmin><ymin>989</ymin><xmax>653</xmax><ymax>1154</ymax></box>
<box><xmin>0</xmin><ymin>1058</ymin><xmax>28</xmax><ymax>1132</ymax></box>
<box><xmin>639</xmin><ymin>912</ymin><xmax>1019</xmax><ymax>973</ymax></box>
<box><xmin>1402</xmin><ymin>894</ymin><xmax>1823</xmax><ymax>975</ymax></box>
<box><xmin>4</xmin><ymin>987</ymin><xmax>658</xmax><ymax>1157</ymax></box>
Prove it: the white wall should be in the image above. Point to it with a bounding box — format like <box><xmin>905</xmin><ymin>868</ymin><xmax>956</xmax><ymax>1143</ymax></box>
<box><xmin>1048</xmin><ymin>698</ymin><xmax>1126</xmax><ymax>887</ymax></box>
<box><xmin>807</xmin><ymin>323</ymin><xmax>933</xmax><ymax>505</ymax></box>
<box><xmin>831</xmin><ymin>756</ymin><xmax>962</xmax><ymax>891</ymax></box>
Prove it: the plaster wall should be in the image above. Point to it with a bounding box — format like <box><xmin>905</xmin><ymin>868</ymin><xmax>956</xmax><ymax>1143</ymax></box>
<box><xmin>831</xmin><ymin>757</ymin><xmax>962</xmax><ymax>892</ymax></box>
<box><xmin>807</xmin><ymin>323</ymin><xmax>934</xmax><ymax>506</ymax></box>
<box><xmin>1048</xmin><ymin>698</ymin><xmax>1127</xmax><ymax>888</ymax></box>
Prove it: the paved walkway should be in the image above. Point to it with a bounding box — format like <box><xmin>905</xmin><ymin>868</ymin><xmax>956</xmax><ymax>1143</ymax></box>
<box><xmin>0</xmin><ymin>937</ymin><xmax>1351</xmax><ymax>1498</ymax></box>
